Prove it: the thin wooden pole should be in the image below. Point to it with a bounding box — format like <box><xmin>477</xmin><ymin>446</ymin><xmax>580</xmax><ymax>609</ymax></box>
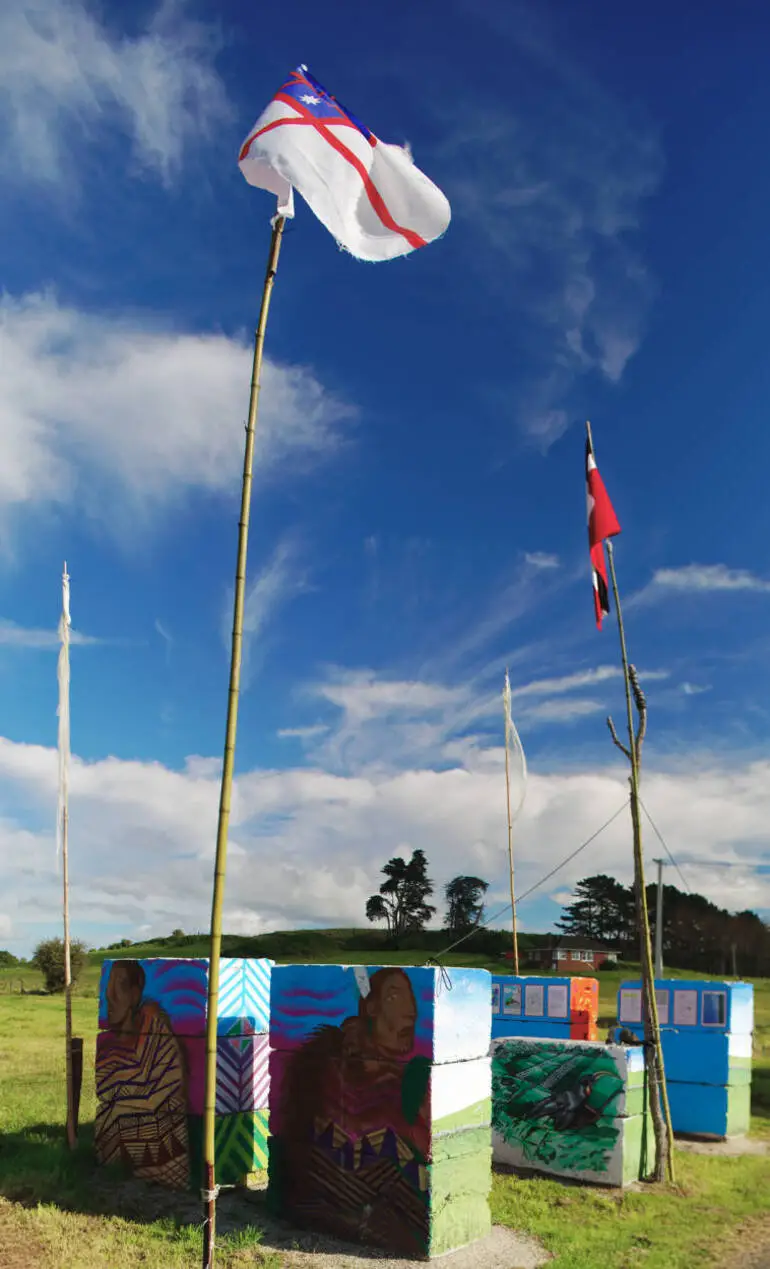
<box><xmin>59</xmin><ymin>563</ymin><xmax>76</xmax><ymax>1150</ymax></box>
<box><xmin>503</xmin><ymin>672</ymin><xmax>519</xmax><ymax>974</ymax></box>
<box><xmin>201</xmin><ymin>216</ymin><xmax>285</xmax><ymax>1269</ymax></box>
<box><xmin>605</xmin><ymin>535</ymin><xmax>676</xmax><ymax>1185</ymax></box>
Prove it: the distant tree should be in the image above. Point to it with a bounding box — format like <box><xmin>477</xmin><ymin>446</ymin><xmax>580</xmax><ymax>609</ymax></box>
<box><xmin>366</xmin><ymin>850</ymin><xmax>436</xmax><ymax>943</ymax></box>
<box><xmin>0</xmin><ymin>950</ymin><xmax>18</xmax><ymax>968</ymax></box>
<box><xmin>171</xmin><ymin>928</ymin><xmax>185</xmax><ymax>939</ymax></box>
<box><xmin>32</xmin><ymin>937</ymin><xmax>88</xmax><ymax>993</ymax></box>
<box><xmin>556</xmin><ymin>874</ymin><xmax>634</xmax><ymax>945</ymax></box>
<box><xmin>444</xmin><ymin>875</ymin><xmax>489</xmax><ymax>936</ymax></box>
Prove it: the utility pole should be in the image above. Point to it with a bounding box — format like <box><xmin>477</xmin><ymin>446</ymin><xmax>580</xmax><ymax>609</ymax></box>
<box><xmin>653</xmin><ymin>858</ymin><xmax>665</xmax><ymax>979</ymax></box>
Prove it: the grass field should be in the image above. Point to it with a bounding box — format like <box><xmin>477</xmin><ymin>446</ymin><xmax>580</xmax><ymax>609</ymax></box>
<box><xmin>0</xmin><ymin>942</ymin><xmax>768</xmax><ymax>1268</ymax></box>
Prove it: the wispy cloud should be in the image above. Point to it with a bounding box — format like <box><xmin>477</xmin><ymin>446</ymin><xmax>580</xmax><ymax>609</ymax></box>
<box><xmin>510</xmin><ymin>664</ymin><xmax>669</xmax><ymax>700</ymax></box>
<box><xmin>681</xmin><ymin>682</ymin><xmax>711</xmax><ymax>697</ymax></box>
<box><xmin>524</xmin><ymin>551</ymin><xmax>560</xmax><ymax>570</ymax></box>
<box><xmin>519</xmin><ymin>698</ymin><xmax>605</xmax><ymax>724</ymax></box>
<box><xmin>436</xmin><ymin>5</ymin><xmax>662</xmax><ymax>448</ymax></box>
<box><xmin>223</xmin><ymin>538</ymin><xmax>309</xmax><ymax>687</ymax></box>
<box><xmin>0</xmin><ymin>0</ymin><xmax>231</xmax><ymax>190</ymax></box>
<box><xmin>0</xmin><ymin>618</ymin><xmax>100</xmax><ymax>649</ymax></box>
<box><xmin>154</xmin><ymin>619</ymin><xmax>173</xmax><ymax>663</ymax></box>
<box><xmin>277</xmin><ymin>725</ymin><xmax>329</xmax><ymax>743</ymax></box>
<box><xmin>633</xmin><ymin>564</ymin><xmax>770</xmax><ymax>604</ymax></box>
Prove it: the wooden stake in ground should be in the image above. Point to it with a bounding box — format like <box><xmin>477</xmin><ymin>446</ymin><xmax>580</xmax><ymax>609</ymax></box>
<box><xmin>605</xmin><ymin>555</ymin><xmax>675</xmax><ymax>1184</ymax></box>
<box><xmin>586</xmin><ymin>419</ymin><xmax>675</xmax><ymax>1184</ymax></box>
<box><xmin>502</xmin><ymin>669</ymin><xmax>521</xmax><ymax>974</ymax></box>
<box><xmin>201</xmin><ymin>216</ymin><xmax>285</xmax><ymax>1269</ymax></box>
<box><xmin>57</xmin><ymin>562</ymin><xmax>77</xmax><ymax>1150</ymax></box>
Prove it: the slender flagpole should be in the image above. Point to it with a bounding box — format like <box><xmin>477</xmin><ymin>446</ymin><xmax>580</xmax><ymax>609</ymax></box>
<box><xmin>202</xmin><ymin>215</ymin><xmax>285</xmax><ymax>1269</ymax></box>
<box><xmin>58</xmin><ymin>562</ymin><xmax>76</xmax><ymax>1150</ymax></box>
<box><xmin>503</xmin><ymin>670</ymin><xmax>519</xmax><ymax>974</ymax></box>
<box><xmin>588</xmin><ymin>422</ymin><xmax>675</xmax><ymax>1184</ymax></box>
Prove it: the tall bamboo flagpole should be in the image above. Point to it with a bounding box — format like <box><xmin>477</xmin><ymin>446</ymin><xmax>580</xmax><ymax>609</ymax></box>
<box><xmin>502</xmin><ymin>669</ymin><xmax>527</xmax><ymax>975</ymax></box>
<box><xmin>201</xmin><ymin>216</ymin><xmax>285</xmax><ymax>1269</ymax></box>
<box><xmin>57</xmin><ymin>562</ymin><xmax>76</xmax><ymax>1150</ymax></box>
<box><xmin>586</xmin><ymin>421</ymin><xmax>675</xmax><ymax>1184</ymax></box>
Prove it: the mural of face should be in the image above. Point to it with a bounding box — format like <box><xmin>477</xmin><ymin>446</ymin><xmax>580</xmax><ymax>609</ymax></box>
<box><xmin>106</xmin><ymin>962</ymin><xmax>144</xmax><ymax>1031</ymax></box>
<box><xmin>366</xmin><ymin>969</ymin><xmax>417</xmax><ymax>1056</ymax></box>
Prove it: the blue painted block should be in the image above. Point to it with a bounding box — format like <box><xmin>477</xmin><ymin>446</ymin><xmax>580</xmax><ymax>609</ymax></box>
<box><xmin>270</xmin><ymin>964</ymin><xmax>491</xmax><ymax>1063</ymax></box>
<box><xmin>491</xmin><ymin>1017</ymin><xmax>573</xmax><ymax>1042</ymax></box>
<box><xmin>618</xmin><ymin>979</ymin><xmax>754</xmax><ymax>1036</ymax></box>
<box><xmin>667</xmin><ymin>1080</ymin><xmax>750</xmax><ymax>1138</ymax></box>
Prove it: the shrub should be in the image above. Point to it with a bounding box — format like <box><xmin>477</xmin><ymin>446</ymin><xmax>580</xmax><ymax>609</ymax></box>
<box><xmin>32</xmin><ymin>937</ymin><xmax>88</xmax><ymax>992</ymax></box>
<box><xmin>599</xmin><ymin>958</ymin><xmax>619</xmax><ymax>971</ymax></box>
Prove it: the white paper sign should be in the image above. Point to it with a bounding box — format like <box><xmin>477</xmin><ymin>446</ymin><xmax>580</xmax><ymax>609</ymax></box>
<box><xmin>655</xmin><ymin>989</ymin><xmax>670</xmax><ymax>1026</ymax></box>
<box><xmin>548</xmin><ymin>984</ymin><xmax>569</xmax><ymax>1018</ymax></box>
<box><xmin>673</xmin><ymin>989</ymin><xmax>698</xmax><ymax>1027</ymax></box>
<box><xmin>619</xmin><ymin>988</ymin><xmax>642</xmax><ymax>1024</ymax></box>
<box><xmin>491</xmin><ymin>983</ymin><xmax>501</xmax><ymax>1015</ymax></box>
<box><xmin>503</xmin><ymin>984</ymin><xmax>522</xmax><ymax>1016</ymax></box>
<box><xmin>524</xmin><ymin>984</ymin><xmax>544</xmax><ymax>1017</ymax></box>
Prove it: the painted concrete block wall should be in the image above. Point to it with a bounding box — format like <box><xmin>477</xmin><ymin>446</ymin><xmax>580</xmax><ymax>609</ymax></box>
<box><xmin>491</xmin><ymin>1037</ymin><xmax>654</xmax><ymax>1187</ymax></box>
<box><xmin>95</xmin><ymin>957</ymin><xmax>273</xmax><ymax>1189</ymax></box>
<box><xmin>267</xmin><ymin>964</ymin><xmax>492</xmax><ymax>1260</ymax></box>
<box><xmin>617</xmin><ymin>979</ymin><xmax>754</xmax><ymax>1139</ymax></box>
<box><xmin>491</xmin><ymin>976</ymin><xmax>599</xmax><ymax>1042</ymax></box>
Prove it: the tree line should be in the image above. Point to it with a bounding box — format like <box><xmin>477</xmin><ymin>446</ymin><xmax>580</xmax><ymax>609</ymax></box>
<box><xmin>557</xmin><ymin>873</ymin><xmax>770</xmax><ymax>977</ymax></box>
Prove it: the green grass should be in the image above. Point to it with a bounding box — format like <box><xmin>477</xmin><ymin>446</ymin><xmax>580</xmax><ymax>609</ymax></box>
<box><xmin>0</xmin><ymin>941</ymin><xmax>768</xmax><ymax>1267</ymax></box>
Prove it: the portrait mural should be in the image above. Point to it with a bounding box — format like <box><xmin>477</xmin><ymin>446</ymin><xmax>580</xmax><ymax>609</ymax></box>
<box><xmin>268</xmin><ymin>964</ymin><xmax>492</xmax><ymax>1258</ymax></box>
<box><xmin>95</xmin><ymin>957</ymin><xmax>272</xmax><ymax>1191</ymax></box>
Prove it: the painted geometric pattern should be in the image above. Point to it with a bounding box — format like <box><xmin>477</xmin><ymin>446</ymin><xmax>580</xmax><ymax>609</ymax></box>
<box><xmin>217</xmin><ymin>958</ymin><xmax>272</xmax><ymax>1034</ymax></box>
<box><xmin>215</xmin><ymin>1110</ymin><xmax>269</xmax><ymax>1181</ymax></box>
<box><xmin>95</xmin><ymin>1027</ymin><xmax>190</xmax><ymax>1189</ymax></box>
<box><xmin>216</xmin><ymin>1032</ymin><xmax>270</xmax><ymax>1113</ymax></box>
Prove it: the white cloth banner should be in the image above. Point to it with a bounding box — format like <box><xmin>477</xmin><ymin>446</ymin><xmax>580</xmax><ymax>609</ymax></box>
<box><xmin>239</xmin><ymin>65</ymin><xmax>450</xmax><ymax>262</ymax></box>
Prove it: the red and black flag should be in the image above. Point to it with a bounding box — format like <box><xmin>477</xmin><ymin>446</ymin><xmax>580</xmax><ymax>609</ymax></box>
<box><xmin>586</xmin><ymin>430</ymin><xmax>621</xmax><ymax>629</ymax></box>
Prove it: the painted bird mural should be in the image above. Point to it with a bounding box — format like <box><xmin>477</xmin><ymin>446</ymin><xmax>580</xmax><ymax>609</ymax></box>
<box><xmin>522</xmin><ymin>1068</ymin><xmax>623</xmax><ymax>1132</ymax></box>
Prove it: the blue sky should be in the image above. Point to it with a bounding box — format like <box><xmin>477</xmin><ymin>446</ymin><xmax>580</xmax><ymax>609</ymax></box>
<box><xmin>1</xmin><ymin>0</ymin><xmax>769</xmax><ymax>957</ymax></box>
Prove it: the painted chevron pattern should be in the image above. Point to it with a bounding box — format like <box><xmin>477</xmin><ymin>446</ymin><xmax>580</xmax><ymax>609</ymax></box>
<box><xmin>215</xmin><ymin>1110</ymin><xmax>269</xmax><ymax>1181</ymax></box>
<box><xmin>216</xmin><ymin>1033</ymin><xmax>270</xmax><ymax>1113</ymax></box>
<box><xmin>216</xmin><ymin>958</ymin><xmax>273</xmax><ymax>1034</ymax></box>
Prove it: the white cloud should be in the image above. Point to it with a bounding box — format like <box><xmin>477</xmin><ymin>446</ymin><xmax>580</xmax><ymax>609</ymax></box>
<box><xmin>222</xmin><ymin>538</ymin><xmax>309</xmax><ymax>686</ymax></box>
<box><xmin>0</xmin><ymin>0</ymin><xmax>230</xmax><ymax>189</ymax></box>
<box><xmin>681</xmin><ymin>682</ymin><xmax>711</xmax><ymax>697</ymax></box>
<box><xmin>0</xmin><ymin>913</ymin><xmax>13</xmax><ymax>940</ymax></box>
<box><xmin>0</xmin><ymin>618</ymin><xmax>100</xmax><ymax>649</ymax></box>
<box><xmin>1</xmin><ymin>729</ymin><xmax>768</xmax><ymax>957</ymax></box>
<box><xmin>524</xmin><ymin>552</ymin><xmax>560</xmax><ymax>570</ymax></box>
<box><xmin>0</xmin><ymin>291</ymin><xmax>354</xmax><ymax>541</ymax></box>
<box><xmin>278</xmin><ymin>725</ymin><xmax>329</xmax><ymax>743</ymax></box>
<box><xmin>635</xmin><ymin>564</ymin><xmax>770</xmax><ymax>603</ymax></box>
<box><xmin>519</xmin><ymin>698</ymin><xmax>605</xmax><ymax>724</ymax></box>
<box><xmin>437</xmin><ymin>10</ymin><xmax>661</xmax><ymax>447</ymax></box>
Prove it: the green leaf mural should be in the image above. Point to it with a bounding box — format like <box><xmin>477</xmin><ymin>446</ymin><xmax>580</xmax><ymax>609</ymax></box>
<box><xmin>492</xmin><ymin>1041</ymin><xmax>624</xmax><ymax>1175</ymax></box>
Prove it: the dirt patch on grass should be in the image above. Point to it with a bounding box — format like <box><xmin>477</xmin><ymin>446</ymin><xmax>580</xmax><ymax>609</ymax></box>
<box><xmin>675</xmin><ymin>1135</ymin><xmax>768</xmax><ymax>1158</ymax></box>
<box><xmin>713</xmin><ymin>1216</ymin><xmax>770</xmax><ymax>1268</ymax></box>
<box><xmin>0</xmin><ymin>1199</ymin><xmax>49</xmax><ymax>1269</ymax></box>
<box><xmin>258</xmin><ymin>1225</ymin><xmax>550</xmax><ymax>1269</ymax></box>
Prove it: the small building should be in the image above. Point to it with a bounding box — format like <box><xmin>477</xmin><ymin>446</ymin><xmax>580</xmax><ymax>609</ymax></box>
<box><xmin>511</xmin><ymin>936</ymin><xmax>619</xmax><ymax>974</ymax></box>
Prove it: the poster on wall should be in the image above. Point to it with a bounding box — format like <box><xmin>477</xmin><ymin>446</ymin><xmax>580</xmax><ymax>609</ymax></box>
<box><xmin>548</xmin><ymin>984</ymin><xmax>569</xmax><ymax>1018</ymax></box>
<box><xmin>702</xmin><ymin>991</ymin><xmax>727</xmax><ymax>1027</ymax></box>
<box><xmin>492</xmin><ymin>983</ymin><xmax>501</xmax><ymax>1014</ymax></box>
<box><xmin>503</xmin><ymin>984</ymin><xmax>522</xmax><ymax>1016</ymax></box>
<box><xmin>673</xmin><ymin>989</ymin><xmax>698</xmax><ymax>1027</ymax></box>
<box><xmin>619</xmin><ymin>989</ymin><xmax>642</xmax><ymax>1024</ymax></box>
<box><xmin>524</xmin><ymin>984</ymin><xmax>544</xmax><ymax>1017</ymax></box>
<box><xmin>655</xmin><ymin>989</ymin><xmax>670</xmax><ymax>1026</ymax></box>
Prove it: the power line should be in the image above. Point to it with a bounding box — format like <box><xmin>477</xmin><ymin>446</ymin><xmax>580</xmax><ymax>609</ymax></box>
<box><xmin>639</xmin><ymin>797</ymin><xmax>691</xmax><ymax>894</ymax></box>
<box><xmin>433</xmin><ymin>799</ymin><xmax>629</xmax><ymax>959</ymax></box>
